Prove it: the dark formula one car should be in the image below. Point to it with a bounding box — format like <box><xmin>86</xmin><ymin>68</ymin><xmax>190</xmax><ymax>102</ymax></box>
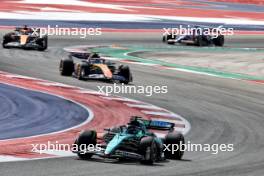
<box><xmin>59</xmin><ymin>51</ymin><xmax>133</xmax><ymax>84</ymax></box>
<box><xmin>163</xmin><ymin>27</ymin><xmax>225</xmax><ymax>47</ymax></box>
<box><xmin>73</xmin><ymin>116</ymin><xmax>185</xmax><ymax>164</ymax></box>
<box><xmin>2</xmin><ymin>25</ymin><xmax>48</xmax><ymax>51</ymax></box>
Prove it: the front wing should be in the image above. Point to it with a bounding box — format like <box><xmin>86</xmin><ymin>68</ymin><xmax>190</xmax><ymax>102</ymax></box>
<box><xmin>73</xmin><ymin>147</ymin><xmax>143</xmax><ymax>160</ymax></box>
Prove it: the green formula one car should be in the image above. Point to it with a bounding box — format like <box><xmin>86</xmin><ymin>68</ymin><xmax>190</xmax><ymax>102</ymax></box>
<box><xmin>73</xmin><ymin>116</ymin><xmax>185</xmax><ymax>164</ymax></box>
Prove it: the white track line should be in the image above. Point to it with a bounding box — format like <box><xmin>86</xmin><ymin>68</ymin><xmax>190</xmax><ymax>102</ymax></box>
<box><xmin>0</xmin><ymin>155</ymin><xmax>29</xmax><ymax>162</ymax></box>
<box><xmin>34</xmin><ymin>150</ymin><xmax>75</xmax><ymax>157</ymax></box>
<box><xmin>37</xmin><ymin>82</ymin><xmax>76</xmax><ymax>88</ymax></box>
<box><xmin>124</xmin><ymin>103</ymin><xmax>164</xmax><ymax>110</ymax></box>
<box><xmin>2</xmin><ymin>74</ymin><xmax>39</xmax><ymax>80</ymax></box>
<box><xmin>100</xmin><ymin>96</ymin><xmax>140</xmax><ymax>103</ymax></box>
<box><xmin>141</xmin><ymin>111</ymin><xmax>182</xmax><ymax>118</ymax></box>
<box><xmin>76</xmin><ymin>89</ymin><xmax>106</xmax><ymax>95</ymax></box>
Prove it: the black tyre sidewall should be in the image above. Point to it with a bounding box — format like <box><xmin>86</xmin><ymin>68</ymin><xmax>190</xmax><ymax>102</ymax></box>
<box><xmin>139</xmin><ymin>136</ymin><xmax>157</xmax><ymax>165</ymax></box>
<box><xmin>213</xmin><ymin>35</ymin><xmax>224</xmax><ymax>47</ymax></box>
<box><xmin>118</xmin><ymin>65</ymin><xmax>132</xmax><ymax>84</ymax></box>
<box><xmin>164</xmin><ymin>132</ymin><xmax>185</xmax><ymax>160</ymax></box>
<box><xmin>37</xmin><ymin>36</ymin><xmax>48</xmax><ymax>51</ymax></box>
<box><xmin>60</xmin><ymin>59</ymin><xmax>74</xmax><ymax>76</ymax></box>
<box><xmin>76</xmin><ymin>130</ymin><xmax>97</xmax><ymax>159</ymax></box>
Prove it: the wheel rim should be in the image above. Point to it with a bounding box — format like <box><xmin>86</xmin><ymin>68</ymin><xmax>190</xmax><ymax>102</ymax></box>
<box><xmin>81</xmin><ymin>69</ymin><xmax>85</xmax><ymax>77</ymax></box>
<box><xmin>145</xmin><ymin>142</ymin><xmax>157</xmax><ymax>162</ymax></box>
<box><xmin>151</xmin><ymin>142</ymin><xmax>157</xmax><ymax>161</ymax></box>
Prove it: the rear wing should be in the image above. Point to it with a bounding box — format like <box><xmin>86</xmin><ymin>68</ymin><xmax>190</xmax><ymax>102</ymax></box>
<box><xmin>141</xmin><ymin>119</ymin><xmax>175</xmax><ymax>131</ymax></box>
<box><xmin>63</xmin><ymin>47</ymin><xmax>91</xmax><ymax>60</ymax></box>
<box><xmin>70</xmin><ymin>52</ymin><xmax>91</xmax><ymax>60</ymax></box>
<box><xmin>66</xmin><ymin>50</ymin><xmax>100</xmax><ymax>60</ymax></box>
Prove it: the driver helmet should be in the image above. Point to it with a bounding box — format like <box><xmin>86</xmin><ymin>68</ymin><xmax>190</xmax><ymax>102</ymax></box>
<box><xmin>127</xmin><ymin>118</ymin><xmax>145</xmax><ymax>134</ymax></box>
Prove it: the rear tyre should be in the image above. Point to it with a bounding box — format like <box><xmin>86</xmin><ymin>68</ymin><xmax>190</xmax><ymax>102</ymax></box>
<box><xmin>2</xmin><ymin>33</ymin><xmax>13</xmax><ymax>48</ymax></box>
<box><xmin>212</xmin><ymin>35</ymin><xmax>224</xmax><ymax>47</ymax></box>
<box><xmin>76</xmin><ymin>130</ymin><xmax>97</xmax><ymax>159</ymax></box>
<box><xmin>139</xmin><ymin>137</ymin><xmax>157</xmax><ymax>165</ymax></box>
<box><xmin>118</xmin><ymin>65</ymin><xmax>132</xmax><ymax>84</ymax></box>
<box><xmin>164</xmin><ymin>132</ymin><xmax>185</xmax><ymax>160</ymax></box>
<box><xmin>2</xmin><ymin>39</ymin><xmax>8</xmax><ymax>48</ymax></box>
<box><xmin>59</xmin><ymin>59</ymin><xmax>74</xmax><ymax>76</ymax></box>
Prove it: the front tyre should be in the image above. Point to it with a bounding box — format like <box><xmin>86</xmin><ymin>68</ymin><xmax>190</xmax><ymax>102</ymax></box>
<box><xmin>76</xmin><ymin>64</ymin><xmax>87</xmax><ymax>80</ymax></box>
<box><xmin>162</xmin><ymin>35</ymin><xmax>167</xmax><ymax>43</ymax></box>
<box><xmin>76</xmin><ymin>130</ymin><xmax>97</xmax><ymax>159</ymax></box>
<box><xmin>195</xmin><ymin>35</ymin><xmax>209</xmax><ymax>47</ymax></box>
<box><xmin>166</xmin><ymin>34</ymin><xmax>176</xmax><ymax>45</ymax></box>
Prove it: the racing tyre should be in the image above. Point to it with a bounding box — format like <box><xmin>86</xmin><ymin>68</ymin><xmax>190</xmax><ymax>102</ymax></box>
<box><xmin>164</xmin><ymin>132</ymin><xmax>185</xmax><ymax>160</ymax></box>
<box><xmin>162</xmin><ymin>35</ymin><xmax>167</xmax><ymax>43</ymax></box>
<box><xmin>2</xmin><ymin>39</ymin><xmax>8</xmax><ymax>48</ymax></box>
<box><xmin>212</xmin><ymin>35</ymin><xmax>224</xmax><ymax>47</ymax></box>
<box><xmin>60</xmin><ymin>59</ymin><xmax>74</xmax><ymax>76</ymax></box>
<box><xmin>166</xmin><ymin>34</ymin><xmax>176</xmax><ymax>45</ymax></box>
<box><xmin>76</xmin><ymin>130</ymin><xmax>97</xmax><ymax>159</ymax></box>
<box><xmin>76</xmin><ymin>63</ymin><xmax>88</xmax><ymax>80</ymax></box>
<box><xmin>118</xmin><ymin>65</ymin><xmax>132</xmax><ymax>84</ymax></box>
<box><xmin>2</xmin><ymin>34</ymin><xmax>13</xmax><ymax>48</ymax></box>
<box><xmin>139</xmin><ymin>137</ymin><xmax>158</xmax><ymax>165</ymax></box>
<box><xmin>195</xmin><ymin>35</ymin><xmax>208</xmax><ymax>47</ymax></box>
<box><xmin>37</xmin><ymin>36</ymin><xmax>48</xmax><ymax>51</ymax></box>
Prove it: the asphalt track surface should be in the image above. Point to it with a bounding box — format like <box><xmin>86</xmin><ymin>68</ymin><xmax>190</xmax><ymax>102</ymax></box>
<box><xmin>0</xmin><ymin>32</ymin><xmax>264</xmax><ymax>176</ymax></box>
<box><xmin>0</xmin><ymin>83</ymin><xmax>89</xmax><ymax>140</ymax></box>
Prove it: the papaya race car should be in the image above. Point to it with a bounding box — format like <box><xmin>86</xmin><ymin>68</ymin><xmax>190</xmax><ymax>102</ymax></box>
<box><xmin>2</xmin><ymin>25</ymin><xmax>48</xmax><ymax>51</ymax></box>
<box><xmin>59</xmin><ymin>51</ymin><xmax>133</xmax><ymax>84</ymax></box>
<box><xmin>73</xmin><ymin>116</ymin><xmax>185</xmax><ymax>164</ymax></box>
<box><xmin>162</xmin><ymin>26</ymin><xmax>225</xmax><ymax>47</ymax></box>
